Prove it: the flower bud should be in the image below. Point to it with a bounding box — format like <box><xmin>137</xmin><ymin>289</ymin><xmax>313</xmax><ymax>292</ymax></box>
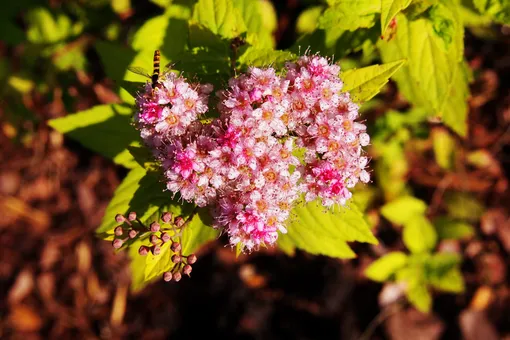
<box><xmin>150</xmin><ymin>222</ymin><xmax>160</xmax><ymax>232</ymax></box>
<box><xmin>128</xmin><ymin>230</ymin><xmax>138</xmax><ymax>239</ymax></box>
<box><xmin>150</xmin><ymin>234</ymin><xmax>159</xmax><ymax>245</ymax></box>
<box><xmin>112</xmin><ymin>239</ymin><xmax>123</xmax><ymax>249</ymax></box>
<box><xmin>114</xmin><ymin>226</ymin><xmax>124</xmax><ymax>236</ymax></box>
<box><xmin>163</xmin><ymin>272</ymin><xmax>173</xmax><ymax>282</ymax></box>
<box><xmin>138</xmin><ymin>246</ymin><xmax>149</xmax><ymax>256</ymax></box>
<box><xmin>171</xmin><ymin>242</ymin><xmax>181</xmax><ymax>253</ymax></box>
<box><xmin>161</xmin><ymin>212</ymin><xmax>172</xmax><ymax>223</ymax></box>
<box><xmin>128</xmin><ymin>212</ymin><xmax>137</xmax><ymax>221</ymax></box>
<box><xmin>187</xmin><ymin>254</ymin><xmax>197</xmax><ymax>264</ymax></box>
<box><xmin>152</xmin><ymin>245</ymin><xmax>161</xmax><ymax>256</ymax></box>
<box><xmin>173</xmin><ymin>272</ymin><xmax>182</xmax><ymax>282</ymax></box>
<box><xmin>161</xmin><ymin>232</ymin><xmax>171</xmax><ymax>243</ymax></box>
<box><xmin>183</xmin><ymin>265</ymin><xmax>192</xmax><ymax>276</ymax></box>
<box><xmin>171</xmin><ymin>254</ymin><xmax>181</xmax><ymax>263</ymax></box>
<box><xmin>174</xmin><ymin>216</ymin><xmax>185</xmax><ymax>227</ymax></box>
<box><xmin>115</xmin><ymin>214</ymin><xmax>125</xmax><ymax>223</ymax></box>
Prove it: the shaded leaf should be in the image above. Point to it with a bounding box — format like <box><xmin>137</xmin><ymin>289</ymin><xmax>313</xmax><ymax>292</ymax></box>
<box><xmin>433</xmin><ymin>217</ymin><xmax>475</xmax><ymax>240</ymax></box>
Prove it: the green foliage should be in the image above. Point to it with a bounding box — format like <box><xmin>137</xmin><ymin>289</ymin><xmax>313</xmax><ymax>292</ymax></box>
<box><xmin>278</xmin><ymin>201</ymin><xmax>378</xmax><ymax>259</ymax></box>
<box><xmin>444</xmin><ymin>192</ymin><xmax>485</xmax><ymax>222</ymax></box>
<box><xmin>341</xmin><ymin>59</ymin><xmax>406</xmax><ymax>102</ymax></box>
<box><xmin>432</xmin><ymin>128</ymin><xmax>457</xmax><ymax>170</ymax></box>
<box><xmin>365</xmin><ymin>251</ymin><xmax>408</xmax><ymax>282</ymax></box>
<box><xmin>473</xmin><ymin>0</ymin><xmax>510</xmax><ymax>24</ymax></box>
<box><xmin>48</xmin><ymin>104</ymin><xmax>140</xmax><ymax>168</ymax></box>
<box><xmin>381</xmin><ymin>0</ymin><xmax>412</xmax><ymax>33</ymax></box>
<box><xmin>433</xmin><ymin>217</ymin><xmax>475</xmax><ymax>240</ymax></box>
<box><xmin>403</xmin><ymin>215</ymin><xmax>438</xmax><ymax>253</ymax></box>
<box><xmin>378</xmin><ymin>6</ymin><xmax>469</xmax><ymax>136</ymax></box>
<box><xmin>380</xmin><ymin>196</ymin><xmax>427</xmax><ymax>226</ymax></box>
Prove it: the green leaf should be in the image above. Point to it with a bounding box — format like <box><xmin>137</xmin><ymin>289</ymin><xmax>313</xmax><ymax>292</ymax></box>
<box><xmin>341</xmin><ymin>59</ymin><xmax>406</xmax><ymax>102</ymax></box>
<box><xmin>378</xmin><ymin>10</ymin><xmax>469</xmax><ymax>136</ymax></box>
<box><xmin>380</xmin><ymin>196</ymin><xmax>427</xmax><ymax>226</ymax></box>
<box><xmin>444</xmin><ymin>192</ymin><xmax>485</xmax><ymax>222</ymax></box>
<box><xmin>432</xmin><ymin>127</ymin><xmax>456</xmax><ymax>170</ymax></box>
<box><xmin>429</xmin><ymin>267</ymin><xmax>465</xmax><ymax>293</ymax></box>
<box><xmin>365</xmin><ymin>252</ymin><xmax>408</xmax><ymax>282</ymax></box>
<box><xmin>192</xmin><ymin>0</ymin><xmax>247</xmax><ymax>39</ymax></box>
<box><xmin>181</xmin><ymin>209</ymin><xmax>219</xmax><ymax>256</ymax></box>
<box><xmin>319</xmin><ymin>1</ymin><xmax>380</xmax><ymax>31</ymax></box>
<box><xmin>131</xmin><ymin>14</ymin><xmax>169</xmax><ymax>51</ymax></box>
<box><xmin>48</xmin><ymin>104</ymin><xmax>139</xmax><ymax>168</ymax></box>
<box><xmin>474</xmin><ymin>0</ymin><xmax>510</xmax><ymax>24</ymax></box>
<box><xmin>277</xmin><ymin>201</ymin><xmax>378</xmax><ymax>259</ymax></box>
<box><xmin>95</xmin><ymin>40</ymin><xmax>137</xmax><ymax>83</ymax></box>
<box><xmin>405</xmin><ymin>0</ymin><xmax>439</xmax><ymax>18</ymax></box>
<box><xmin>406</xmin><ymin>281</ymin><xmax>432</xmax><ymax>312</ymax></box>
<box><xmin>381</xmin><ymin>0</ymin><xmax>412</xmax><ymax>34</ymax></box>
<box><xmin>26</xmin><ymin>7</ymin><xmax>75</xmax><ymax>44</ymax></box>
<box><xmin>425</xmin><ymin>252</ymin><xmax>464</xmax><ymax>292</ymax></box>
<box><xmin>433</xmin><ymin>217</ymin><xmax>475</xmax><ymax>240</ymax></box>
<box><xmin>234</xmin><ymin>0</ymin><xmax>277</xmax><ymax>48</ymax></box>
<box><xmin>403</xmin><ymin>215</ymin><xmax>438</xmax><ymax>253</ymax></box>
<box><xmin>296</xmin><ymin>6</ymin><xmax>324</xmax><ymax>34</ymax></box>
<box><xmin>238</xmin><ymin>47</ymin><xmax>296</xmax><ymax>68</ymax></box>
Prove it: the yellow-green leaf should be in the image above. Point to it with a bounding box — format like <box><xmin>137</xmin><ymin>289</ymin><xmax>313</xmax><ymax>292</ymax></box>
<box><xmin>380</xmin><ymin>196</ymin><xmax>427</xmax><ymax>226</ymax></box>
<box><xmin>403</xmin><ymin>215</ymin><xmax>438</xmax><ymax>253</ymax></box>
<box><xmin>341</xmin><ymin>59</ymin><xmax>406</xmax><ymax>102</ymax></box>
<box><xmin>365</xmin><ymin>251</ymin><xmax>408</xmax><ymax>282</ymax></box>
<box><xmin>381</xmin><ymin>0</ymin><xmax>412</xmax><ymax>34</ymax></box>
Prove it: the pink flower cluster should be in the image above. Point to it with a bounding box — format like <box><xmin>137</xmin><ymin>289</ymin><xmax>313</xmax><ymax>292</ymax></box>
<box><xmin>134</xmin><ymin>55</ymin><xmax>370</xmax><ymax>252</ymax></box>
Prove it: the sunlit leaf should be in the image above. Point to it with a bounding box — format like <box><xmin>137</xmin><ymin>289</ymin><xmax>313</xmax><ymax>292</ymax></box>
<box><xmin>365</xmin><ymin>251</ymin><xmax>408</xmax><ymax>282</ymax></box>
<box><xmin>403</xmin><ymin>215</ymin><xmax>438</xmax><ymax>253</ymax></box>
<box><xmin>341</xmin><ymin>59</ymin><xmax>406</xmax><ymax>102</ymax></box>
<box><xmin>278</xmin><ymin>201</ymin><xmax>378</xmax><ymax>259</ymax></box>
<box><xmin>380</xmin><ymin>196</ymin><xmax>427</xmax><ymax>226</ymax></box>
<box><xmin>48</xmin><ymin>104</ymin><xmax>139</xmax><ymax>168</ymax></box>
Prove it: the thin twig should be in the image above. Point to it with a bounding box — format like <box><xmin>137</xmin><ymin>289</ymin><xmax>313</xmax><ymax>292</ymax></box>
<box><xmin>357</xmin><ymin>303</ymin><xmax>403</xmax><ymax>340</ymax></box>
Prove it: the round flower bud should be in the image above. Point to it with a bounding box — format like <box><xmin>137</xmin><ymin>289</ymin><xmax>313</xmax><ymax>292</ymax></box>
<box><xmin>171</xmin><ymin>242</ymin><xmax>181</xmax><ymax>253</ymax></box>
<box><xmin>163</xmin><ymin>272</ymin><xmax>173</xmax><ymax>282</ymax></box>
<box><xmin>161</xmin><ymin>212</ymin><xmax>172</xmax><ymax>223</ymax></box>
<box><xmin>150</xmin><ymin>234</ymin><xmax>159</xmax><ymax>245</ymax></box>
<box><xmin>183</xmin><ymin>265</ymin><xmax>192</xmax><ymax>276</ymax></box>
<box><xmin>152</xmin><ymin>246</ymin><xmax>161</xmax><ymax>256</ymax></box>
<box><xmin>187</xmin><ymin>254</ymin><xmax>197</xmax><ymax>264</ymax></box>
<box><xmin>161</xmin><ymin>232</ymin><xmax>171</xmax><ymax>243</ymax></box>
<box><xmin>128</xmin><ymin>212</ymin><xmax>137</xmax><ymax>221</ymax></box>
<box><xmin>114</xmin><ymin>226</ymin><xmax>124</xmax><ymax>236</ymax></box>
<box><xmin>138</xmin><ymin>246</ymin><xmax>149</xmax><ymax>256</ymax></box>
<box><xmin>173</xmin><ymin>272</ymin><xmax>182</xmax><ymax>282</ymax></box>
<box><xmin>112</xmin><ymin>239</ymin><xmax>123</xmax><ymax>249</ymax></box>
<box><xmin>128</xmin><ymin>230</ymin><xmax>138</xmax><ymax>239</ymax></box>
<box><xmin>171</xmin><ymin>254</ymin><xmax>181</xmax><ymax>263</ymax></box>
<box><xmin>115</xmin><ymin>214</ymin><xmax>125</xmax><ymax>223</ymax></box>
<box><xmin>174</xmin><ymin>216</ymin><xmax>185</xmax><ymax>227</ymax></box>
<box><xmin>150</xmin><ymin>222</ymin><xmax>160</xmax><ymax>232</ymax></box>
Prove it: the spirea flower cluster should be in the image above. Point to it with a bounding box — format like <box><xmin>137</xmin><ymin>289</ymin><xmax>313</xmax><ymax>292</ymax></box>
<box><xmin>134</xmin><ymin>55</ymin><xmax>370</xmax><ymax>252</ymax></box>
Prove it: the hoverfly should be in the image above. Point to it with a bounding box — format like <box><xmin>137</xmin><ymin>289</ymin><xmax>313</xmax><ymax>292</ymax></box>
<box><xmin>127</xmin><ymin>50</ymin><xmax>162</xmax><ymax>89</ymax></box>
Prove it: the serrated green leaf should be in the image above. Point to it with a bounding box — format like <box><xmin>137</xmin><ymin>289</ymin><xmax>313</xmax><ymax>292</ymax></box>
<box><xmin>365</xmin><ymin>252</ymin><xmax>408</xmax><ymax>282</ymax></box>
<box><xmin>403</xmin><ymin>215</ymin><xmax>438</xmax><ymax>253</ymax></box>
<box><xmin>341</xmin><ymin>59</ymin><xmax>406</xmax><ymax>102</ymax></box>
<box><xmin>380</xmin><ymin>196</ymin><xmax>427</xmax><ymax>226</ymax></box>
<box><xmin>444</xmin><ymin>192</ymin><xmax>485</xmax><ymax>222</ymax></box>
<box><xmin>381</xmin><ymin>0</ymin><xmax>412</xmax><ymax>34</ymax></box>
<box><xmin>378</xmin><ymin>11</ymin><xmax>469</xmax><ymax>136</ymax></box>
<box><xmin>406</xmin><ymin>281</ymin><xmax>432</xmax><ymax>312</ymax></box>
<box><xmin>192</xmin><ymin>0</ymin><xmax>247</xmax><ymax>39</ymax></box>
<box><xmin>474</xmin><ymin>0</ymin><xmax>510</xmax><ymax>24</ymax></box>
<box><xmin>432</xmin><ymin>127</ymin><xmax>456</xmax><ymax>170</ymax></box>
<box><xmin>131</xmin><ymin>14</ymin><xmax>169</xmax><ymax>51</ymax></box>
<box><xmin>319</xmin><ymin>1</ymin><xmax>380</xmax><ymax>31</ymax></box>
<box><xmin>277</xmin><ymin>201</ymin><xmax>378</xmax><ymax>259</ymax></box>
<box><xmin>181</xmin><ymin>209</ymin><xmax>219</xmax><ymax>255</ymax></box>
<box><xmin>48</xmin><ymin>104</ymin><xmax>139</xmax><ymax>168</ymax></box>
<box><xmin>433</xmin><ymin>217</ymin><xmax>475</xmax><ymax>240</ymax></box>
<box><xmin>238</xmin><ymin>47</ymin><xmax>296</xmax><ymax>68</ymax></box>
<box><xmin>296</xmin><ymin>6</ymin><xmax>324</xmax><ymax>34</ymax></box>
